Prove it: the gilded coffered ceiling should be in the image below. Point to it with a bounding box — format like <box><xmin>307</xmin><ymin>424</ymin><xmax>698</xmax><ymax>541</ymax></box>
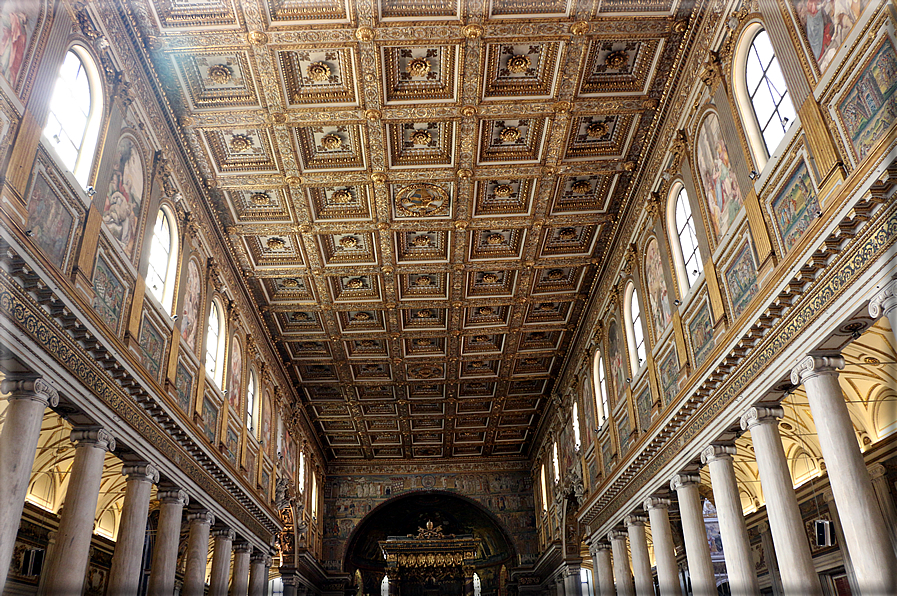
<box><xmin>130</xmin><ymin>0</ymin><xmax>695</xmax><ymax>462</ymax></box>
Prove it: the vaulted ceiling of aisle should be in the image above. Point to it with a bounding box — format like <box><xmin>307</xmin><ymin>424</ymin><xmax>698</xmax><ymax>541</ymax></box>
<box><xmin>131</xmin><ymin>0</ymin><xmax>696</xmax><ymax>462</ymax></box>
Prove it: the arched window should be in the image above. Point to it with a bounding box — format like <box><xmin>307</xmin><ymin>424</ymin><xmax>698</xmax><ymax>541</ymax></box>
<box><xmin>593</xmin><ymin>352</ymin><xmax>609</xmax><ymax>426</ymax></box>
<box><xmin>572</xmin><ymin>402</ymin><xmax>581</xmax><ymax>451</ymax></box>
<box><xmin>539</xmin><ymin>464</ymin><xmax>548</xmax><ymax>511</ymax></box>
<box><xmin>668</xmin><ymin>185</ymin><xmax>703</xmax><ymax>294</ymax></box>
<box><xmin>473</xmin><ymin>573</ymin><xmax>482</xmax><ymax>596</ymax></box>
<box><xmin>381</xmin><ymin>576</ymin><xmax>389</xmax><ymax>596</ymax></box>
<box><xmin>552</xmin><ymin>441</ymin><xmax>560</xmax><ymax>483</ymax></box>
<box><xmin>205</xmin><ymin>300</ymin><xmax>226</xmax><ymax>387</ymax></box>
<box><xmin>146</xmin><ymin>207</ymin><xmax>179</xmax><ymax>312</ymax></box>
<box><xmin>735</xmin><ymin>25</ymin><xmax>796</xmax><ymax>169</ymax></box>
<box><xmin>625</xmin><ymin>282</ymin><xmax>647</xmax><ymax>375</ymax></box>
<box><xmin>43</xmin><ymin>48</ymin><xmax>103</xmax><ymax>187</ymax></box>
<box><xmin>246</xmin><ymin>371</ymin><xmax>257</xmax><ymax>435</ymax></box>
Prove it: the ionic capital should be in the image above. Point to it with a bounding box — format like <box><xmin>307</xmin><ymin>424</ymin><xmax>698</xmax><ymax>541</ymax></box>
<box><xmin>791</xmin><ymin>354</ymin><xmax>844</xmax><ymax>385</ymax></box>
<box><xmin>122</xmin><ymin>463</ymin><xmax>160</xmax><ymax>484</ymax></box>
<box><xmin>624</xmin><ymin>514</ymin><xmax>648</xmax><ymax>527</ymax></box>
<box><xmin>187</xmin><ymin>510</ymin><xmax>215</xmax><ymax>526</ymax></box>
<box><xmin>869</xmin><ymin>463</ymin><xmax>888</xmax><ymax>480</ymax></box>
<box><xmin>212</xmin><ymin>527</ymin><xmax>236</xmax><ymax>541</ymax></box>
<box><xmin>643</xmin><ymin>497</ymin><xmax>671</xmax><ymax>511</ymax></box>
<box><xmin>234</xmin><ymin>541</ymin><xmax>253</xmax><ymax>554</ymax></box>
<box><xmin>251</xmin><ymin>552</ymin><xmax>272</xmax><ymax>566</ymax></box>
<box><xmin>1</xmin><ymin>377</ymin><xmax>59</xmax><ymax>407</ymax></box>
<box><xmin>869</xmin><ymin>279</ymin><xmax>897</xmax><ymax>318</ymax></box>
<box><xmin>739</xmin><ymin>406</ymin><xmax>784</xmax><ymax>431</ymax></box>
<box><xmin>158</xmin><ymin>488</ymin><xmax>190</xmax><ymax>507</ymax></box>
<box><xmin>594</xmin><ymin>540</ymin><xmax>612</xmax><ymax>552</ymax></box>
<box><xmin>563</xmin><ymin>565</ymin><xmax>580</xmax><ymax>578</ymax></box>
<box><xmin>70</xmin><ymin>427</ymin><xmax>116</xmax><ymax>452</ymax></box>
<box><xmin>700</xmin><ymin>444</ymin><xmax>737</xmax><ymax>465</ymax></box>
<box><xmin>670</xmin><ymin>473</ymin><xmax>700</xmax><ymax>492</ymax></box>
<box><xmin>608</xmin><ymin>529</ymin><xmax>628</xmax><ymax>541</ymax></box>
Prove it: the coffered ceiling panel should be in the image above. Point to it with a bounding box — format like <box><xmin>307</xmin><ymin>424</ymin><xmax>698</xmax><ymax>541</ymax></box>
<box><xmin>135</xmin><ymin>0</ymin><xmax>695</xmax><ymax>462</ymax></box>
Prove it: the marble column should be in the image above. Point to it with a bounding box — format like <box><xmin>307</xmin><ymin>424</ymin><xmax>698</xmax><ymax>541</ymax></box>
<box><xmin>281</xmin><ymin>574</ymin><xmax>298</xmax><ymax>596</ymax></box>
<box><xmin>609</xmin><ymin>529</ymin><xmax>635</xmax><ymax>596</ymax></box>
<box><xmin>248</xmin><ymin>553</ymin><xmax>271</xmax><ymax>596</ymax></box>
<box><xmin>555</xmin><ymin>573</ymin><xmax>567</xmax><ymax>596</ymax></box>
<box><xmin>757</xmin><ymin>521</ymin><xmax>784</xmax><ymax>596</ymax></box>
<box><xmin>670</xmin><ymin>474</ymin><xmax>715</xmax><ymax>596</ymax></box>
<box><xmin>0</xmin><ymin>378</ymin><xmax>57</xmax><ymax>590</ymax></box>
<box><xmin>701</xmin><ymin>445</ymin><xmax>759</xmax><ymax>596</ymax></box>
<box><xmin>740</xmin><ymin>406</ymin><xmax>821</xmax><ymax>596</ymax></box>
<box><xmin>147</xmin><ymin>488</ymin><xmax>189</xmax><ymax>596</ymax></box>
<box><xmin>563</xmin><ymin>565</ymin><xmax>582</xmax><ymax>596</ymax></box>
<box><xmin>869</xmin><ymin>278</ymin><xmax>897</xmax><ymax>341</ymax></box>
<box><xmin>230</xmin><ymin>542</ymin><xmax>252</xmax><ymax>596</ymax></box>
<box><xmin>592</xmin><ymin>541</ymin><xmax>615</xmax><ymax>596</ymax></box>
<box><xmin>107</xmin><ymin>463</ymin><xmax>160</xmax><ymax>595</ymax></box>
<box><xmin>868</xmin><ymin>463</ymin><xmax>897</xmax><ymax>555</ymax></box>
<box><xmin>792</xmin><ymin>355</ymin><xmax>897</xmax><ymax>594</ymax></box>
<box><xmin>38</xmin><ymin>428</ymin><xmax>116</xmax><ymax>596</ymax></box>
<box><xmin>182</xmin><ymin>510</ymin><xmax>215</xmax><ymax>596</ymax></box>
<box><xmin>644</xmin><ymin>498</ymin><xmax>682</xmax><ymax>596</ymax></box>
<box><xmin>209</xmin><ymin>527</ymin><xmax>236</xmax><ymax>596</ymax></box>
<box><xmin>625</xmin><ymin>515</ymin><xmax>653</xmax><ymax>596</ymax></box>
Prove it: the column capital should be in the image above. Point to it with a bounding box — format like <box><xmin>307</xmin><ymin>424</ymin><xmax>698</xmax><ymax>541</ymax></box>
<box><xmin>563</xmin><ymin>565</ymin><xmax>581</xmax><ymax>578</ymax></box>
<box><xmin>869</xmin><ymin>463</ymin><xmax>888</xmax><ymax>479</ymax></box>
<box><xmin>670</xmin><ymin>473</ymin><xmax>700</xmax><ymax>491</ymax></box>
<box><xmin>158</xmin><ymin>488</ymin><xmax>190</xmax><ymax>507</ymax></box>
<box><xmin>700</xmin><ymin>444</ymin><xmax>737</xmax><ymax>464</ymax></box>
<box><xmin>1</xmin><ymin>377</ymin><xmax>59</xmax><ymax>407</ymax></box>
<box><xmin>624</xmin><ymin>514</ymin><xmax>648</xmax><ymax>527</ymax></box>
<box><xmin>187</xmin><ymin>510</ymin><xmax>215</xmax><ymax>526</ymax></box>
<box><xmin>122</xmin><ymin>463</ymin><xmax>160</xmax><ymax>484</ymax></box>
<box><xmin>594</xmin><ymin>540</ymin><xmax>612</xmax><ymax>551</ymax></box>
<box><xmin>740</xmin><ymin>405</ymin><xmax>784</xmax><ymax>431</ymax></box>
<box><xmin>234</xmin><ymin>541</ymin><xmax>252</xmax><ymax>554</ymax></box>
<box><xmin>608</xmin><ymin>529</ymin><xmax>628</xmax><ymax>541</ymax></box>
<box><xmin>791</xmin><ymin>354</ymin><xmax>845</xmax><ymax>385</ymax></box>
<box><xmin>644</xmin><ymin>497</ymin><xmax>671</xmax><ymax>511</ymax></box>
<box><xmin>869</xmin><ymin>278</ymin><xmax>897</xmax><ymax>318</ymax></box>
<box><xmin>212</xmin><ymin>528</ymin><xmax>235</xmax><ymax>541</ymax></box>
<box><xmin>250</xmin><ymin>552</ymin><xmax>272</xmax><ymax>566</ymax></box>
<box><xmin>70</xmin><ymin>427</ymin><xmax>116</xmax><ymax>452</ymax></box>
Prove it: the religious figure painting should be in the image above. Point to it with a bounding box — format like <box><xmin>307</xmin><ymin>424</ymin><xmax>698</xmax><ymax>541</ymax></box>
<box><xmin>772</xmin><ymin>160</ymin><xmax>820</xmax><ymax>254</ymax></box>
<box><xmin>689</xmin><ymin>301</ymin><xmax>715</xmax><ymax>367</ymax></box>
<box><xmin>635</xmin><ymin>387</ymin><xmax>653</xmax><ymax>433</ymax></box>
<box><xmin>645</xmin><ymin>238</ymin><xmax>672</xmax><ymax>336</ymax></box>
<box><xmin>225</xmin><ymin>428</ymin><xmax>239</xmax><ymax>465</ymax></box>
<box><xmin>659</xmin><ymin>348</ymin><xmax>679</xmax><ymax>405</ymax></box>
<box><xmin>607</xmin><ymin>321</ymin><xmax>626</xmax><ymax>402</ymax></box>
<box><xmin>795</xmin><ymin>0</ymin><xmax>869</xmax><ymax>73</ymax></box>
<box><xmin>579</xmin><ymin>375</ymin><xmax>595</xmax><ymax>450</ymax></box>
<box><xmin>202</xmin><ymin>397</ymin><xmax>218</xmax><ymax>442</ymax></box>
<box><xmin>616</xmin><ymin>409</ymin><xmax>632</xmax><ymax>454</ymax></box>
<box><xmin>601</xmin><ymin>438</ymin><xmax>613</xmax><ymax>477</ymax></box>
<box><xmin>180</xmin><ymin>259</ymin><xmax>202</xmax><ymax>352</ymax></box>
<box><xmin>102</xmin><ymin>135</ymin><xmax>145</xmax><ymax>258</ymax></box>
<box><xmin>837</xmin><ymin>39</ymin><xmax>897</xmax><ymax>161</ymax></box>
<box><xmin>175</xmin><ymin>361</ymin><xmax>193</xmax><ymax>412</ymax></box>
<box><xmin>262</xmin><ymin>390</ymin><xmax>273</xmax><ymax>455</ymax></box>
<box><xmin>0</xmin><ymin>1</ymin><xmax>41</xmax><ymax>90</ymax></box>
<box><xmin>725</xmin><ymin>241</ymin><xmax>759</xmax><ymax>320</ymax></box>
<box><xmin>695</xmin><ymin>112</ymin><xmax>743</xmax><ymax>242</ymax></box>
<box><xmin>91</xmin><ymin>256</ymin><xmax>125</xmax><ymax>333</ymax></box>
<box><xmin>27</xmin><ymin>174</ymin><xmax>74</xmax><ymax>269</ymax></box>
<box><xmin>138</xmin><ymin>314</ymin><xmax>165</xmax><ymax>381</ymax></box>
<box><xmin>228</xmin><ymin>336</ymin><xmax>242</xmax><ymax>411</ymax></box>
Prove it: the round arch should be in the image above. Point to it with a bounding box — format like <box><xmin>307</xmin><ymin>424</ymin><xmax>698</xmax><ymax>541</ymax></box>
<box><xmin>342</xmin><ymin>490</ymin><xmax>518</xmax><ymax>591</ymax></box>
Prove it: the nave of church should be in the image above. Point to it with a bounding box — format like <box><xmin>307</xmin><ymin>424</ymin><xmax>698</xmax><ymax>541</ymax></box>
<box><xmin>0</xmin><ymin>0</ymin><xmax>896</xmax><ymax>594</ymax></box>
